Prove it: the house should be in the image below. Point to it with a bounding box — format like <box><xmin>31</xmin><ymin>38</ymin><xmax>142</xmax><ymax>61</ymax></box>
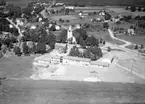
<box><xmin>99</xmin><ymin>11</ymin><xmax>105</xmax><ymax>16</ymax></box>
<box><xmin>16</xmin><ymin>18</ymin><xmax>27</xmax><ymax>26</ymax></box>
<box><xmin>55</xmin><ymin>3</ymin><xmax>64</xmax><ymax>6</ymax></box>
<box><xmin>65</xmin><ymin>6</ymin><xmax>75</xmax><ymax>10</ymax></box>
<box><xmin>127</xmin><ymin>28</ymin><xmax>135</xmax><ymax>35</ymax></box>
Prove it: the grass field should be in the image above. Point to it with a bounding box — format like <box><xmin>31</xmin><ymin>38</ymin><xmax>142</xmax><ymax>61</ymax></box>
<box><xmin>7</xmin><ymin>0</ymin><xmax>145</xmax><ymax>7</ymax></box>
<box><xmin>89</xmin><ymin>31</ymin><xmax>125</xmax><ymax>45</ymax></box>
<box><xmin>118</xmin><ymin>35</ymin><xmax>145</xmax><ymax>45</ymax></box>
<box><xmin>0</xmin><ymin>55</ymin><xmax>40</xmax><ymax>78</ymax></box>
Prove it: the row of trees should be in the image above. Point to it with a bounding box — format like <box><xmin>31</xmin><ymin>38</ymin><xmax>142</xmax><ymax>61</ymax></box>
<box><xmin>13</xmin><ymin>42</ymin><xmax>46</xmax><ymax>56</ymax></box>
<box><xmin>125</xmin><ymin>6</ymin><xmax>145</xmax><ymax>12</ymax></box>
<box><xmin>69</xmin><ymin>46</ymin><xmax>103</xmax><ymax>61</ymax></box>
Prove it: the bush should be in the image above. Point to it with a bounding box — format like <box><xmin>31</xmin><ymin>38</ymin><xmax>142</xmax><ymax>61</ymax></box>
<box><xmin>130</xmin><ymin>6</ymin><xmax>136</xmax><ymax>12</ymax></box>
<box><xmin>14</xmin><ymin>46</ymin><xmax>22</xmax><ymax>56</ymax></box>
<box><xmin>22</xmin><ymin>42</ymin><xmax>30</xmax><ymax>55</ymax></box>
<box><xmin>103</xmin><ymin>22</ymin><xmax>109</xmax><ymax>29</ymax></box>
<box><xmin>36</xmin><ymin>42</ymin><xmax>46</xmax><ymax>54</ymax></box>
<box><xmin>116</xmin><ymin>21</ymin><xmax>121</xmax><ymax>24</ymax></box>
<box><xmin>141</xmin><ymin>44</ymin><xmax>144</xmax><ymax>49</ymax></box>
<box><xmin>32</xmin><ymin>42</ymin><xmax>36</xmax><ymax>54</ymax></box>
<box><xmin>103</xmin><ymin>41</ymin><xmax>106</xmax><ymax>45</ymax></box>
<box><xmin>66</xmin><ymin>20</ymin><xmax>70</xmax><ymax>22</ymax></box>
<box><xmin>134</xmin><ymin>44</ymin><xmax>138</xmax><ymax>49</ymax></box>
<box><xmin>107</xmin><ymin>47</ymin><xmax>111</xmax><ymax>52</ymax></box>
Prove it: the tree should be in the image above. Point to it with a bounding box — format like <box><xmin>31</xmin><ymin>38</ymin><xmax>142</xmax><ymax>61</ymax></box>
<box><xmin>6</xmin><ymin>4</ymin><xmax>22</xmax><ymax>18</ymax></box>
<box><xmin>100</xmin><ymin>38</ymin><xmax>103</xmax><ymax>43</ymax></box>
<box><xmin>45</xmin><ymin>32</ymin><xmax>56</xmax><ymax>49</ymax></box>
<box><xmin>138</xmin><ymin>7</ymin><xmax>142</xmax><ymax>12</ymax></box>
<box><xmin>14</xmin><ymin>46</ymin><xmax>22</xmax><ymax>56</ymax></box>
<box><xmin>65</xmin><ymin>9</ymin><xmax>69</xmax><ymax>15</ymax></box>
<box><xmin>103</xmin><ymin>41</ymin><xmax>106</xmax><ymax>45</ymax></box>
<box><xmin>69</xmin><ymin>46</ymin><xmax>79</xmax><ymax>57</ymax></box>
<box><xmin>90</xmin><ymin>36</ymin><xmax>99</xmax><ymax>46</ymax></box>
<box><xmin>90</xmin><ymin>52</ymin><xmax>96</xmax><ymax>61</ymax></box>
<box><xmin>32</xmin><ymin>42</ymin><xmax>36</xmax><ymax>54</ymax></box>
<box><xmin>104</xmin><ymin>12</ymin><xmax>111</xmax><ymax>20</ymax></box>
<box><xmin>49</xmin><ymin>25</ymin><xmax>56</xmax><ymax>31</ymax></box>
<box><xmin>63</xmin><ymin>44</ymin><xmax>68</xmax><ymax>53</ymax></box>
<box><xmin>59</xmin><ymin>29</ymin><xmax>67</xmax><ymax>43</ymax></box>
<box><xmin>22</xmin><ymin>42</ymin><xmax>29</xmax><ymax>55</ymax></box>
<box><xmin>135</xmin><ymin>44</ymin><xmax>138</xmax><ymax>49</ymax></box>
<box><xmin>0</xmin><ymin>0</ymin><xmax>6</xmax><ymax>6</ymax></box>
<box><xmin>0</xmin><ymin>39</ymin><xmax>2</xmax><ymax>50</ymax></box>
<box><xmin>125</xmin><ymin>6</ymin><xmax>129</xmax><ymax>10</ymax></box>
<box><xmin>36</xmin><ymin>42</ymin><xmax>46</xmax><ymax>54</ymax></box>
<box><xmin>141</xmin><ymin>44</ymin><xmax>144</xmax><ymax>49</ymax></box>
<box><xmin>89</xmin><ymin>46</ymin><xmax>103</xmax><ymax>58</ymax></box>
<box><xmin>134</xmin><ymin>15</ymin><xmax>141</xmax><ymax>20</ymax></box>
<box><xmin>130</xmin><ymin>6</ymin><xmax>136</xmax><ymax>12</ymax></box>
<box><xmin>75</xmin><ymin>28</ymin><xmax>88</xmax><ymax>40</ymax></box>
<box><xmin>103</xmin><ymin>22</ymin><xmax>109</xmax><ymax>29</ymax></box>
<box><xmin>85</xmin><ymin>36</ymin><xmax>99</xmax><ymax>46</ymax></box>
<box><xmin>79</xmin><ymin>36</ymin><xmax>86</xmax><ymax>48</ymax></box>
<box><xmin>85</xmin><ymin>37</ymin><xmax>92</xmax><ymax>46</ymax></box>
<box><xmin>83</xmin><ymin>48</ymin><xmax>90</xmax><ymax>58</ymax></box>
<box><xmin>107</xmin><ymin>47</ymin><xmax>111</xmax><ymax>52</ymax></box>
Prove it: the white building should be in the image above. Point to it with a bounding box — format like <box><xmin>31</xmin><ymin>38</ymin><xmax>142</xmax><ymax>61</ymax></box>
<box><xmin>63</xmin><ymin>56</ymin><xmax>90</xmax><ymax>66</ymax></box>
<box><xmin>16</xmin><ymin>18</ymin><xmax>25</xmax><ymax>26</ymax></box>
<box><xmin>127</xmin><ymin>28</ymin><xmax>135</xmax><ymax>35</ymax></box>
<box><xmin>65</xmin><ymin>6</ymin><xmax>75</xmax><ymax>10</ymax></box>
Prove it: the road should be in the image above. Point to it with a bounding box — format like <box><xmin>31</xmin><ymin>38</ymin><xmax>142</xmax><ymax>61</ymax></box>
<box><xmin>108</xmin><ymin>29</ymin><xmax>132</xmax><ymax>48</ymax></box>
<box><xmin>0</xmin><ymin>79</ymin><xmax>145</xmax><ymax>104</ymax></box>
<box><xmin>107</xmin><ymin>29</ymin><xmax>145</xmax><ymax>80</ymax></box>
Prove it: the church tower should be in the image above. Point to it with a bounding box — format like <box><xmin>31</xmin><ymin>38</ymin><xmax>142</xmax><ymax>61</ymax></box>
<box><xmin>67</xmin><ymin>25</ymin><xmax>73</xmax><ymax>43</ymax></box>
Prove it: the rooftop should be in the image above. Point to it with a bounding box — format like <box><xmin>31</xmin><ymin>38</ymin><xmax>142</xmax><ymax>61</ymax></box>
<box><xmin>63</xmin><ymin>55</ymin><xmax>90</xmax><ymax>62</ymax></box>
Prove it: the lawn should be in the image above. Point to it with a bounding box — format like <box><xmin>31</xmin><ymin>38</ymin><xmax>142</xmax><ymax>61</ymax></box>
<box><xmin>50</xmin><ymin>14</ymin><xmax>93</xmax><ymax>26</ymax></box>
<box><xmin>118</xmin><ymin>35</ymin><xmax>145</xmax><ymax>45</ymax></box>
<box><xmin>88</xmin><ymin>31</ymin><xmax>125</xmax><ymax>45</ymax></box>
<box><xmin>0</xmin><ymin>55</ymin><xmax>39</xmax><ymax>78</ymax></box>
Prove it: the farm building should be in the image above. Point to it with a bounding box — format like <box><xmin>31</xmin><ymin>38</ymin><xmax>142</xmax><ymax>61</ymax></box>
<box><xmin>127</xmin><ymin>28</ymin><xmax>135</xmax><ymax>35</ymax></box>
<box><xmin>65</xmin><ymin>6</ymin><xmax>75</xmax><ymax>10</ymax></box>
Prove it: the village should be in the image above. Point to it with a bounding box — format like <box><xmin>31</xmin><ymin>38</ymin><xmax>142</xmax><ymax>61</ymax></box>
<box><xmin>1</xmin><ymin>0</ymin><xmax>145</xmax><ymax>103</ymax></box>
<box><xmin>0</xmin><ymin>0</ymin><xmax>145</xmax><ymax>83</ymax></box>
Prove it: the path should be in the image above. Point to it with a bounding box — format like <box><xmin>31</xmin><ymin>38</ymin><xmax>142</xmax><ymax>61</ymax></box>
<box><xmin>6</xmin><ymin>18</ymin><xmax>23</xmax><ymax>40</ymax></box>
<box><xmin>108</xmin><ymin>29</ymin><xmax>132</xmax><ymax>48</ymax></box>
<box><xmin>108</xmin><ymin>29</ymin><xmax>145</xmax><ymax>80</ymax></box>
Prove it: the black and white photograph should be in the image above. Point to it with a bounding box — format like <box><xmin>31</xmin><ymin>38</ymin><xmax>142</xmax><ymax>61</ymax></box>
<box><xmin>0</xmin><ymin>0</ymin><xmax>145</xmax><ymax>103</ymax></box>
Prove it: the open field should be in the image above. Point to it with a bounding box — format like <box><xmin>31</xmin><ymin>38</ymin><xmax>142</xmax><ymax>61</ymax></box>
<box><xmin>89</xmin><ymin>31</ymin><xmax>125</xmax><ymax>45</ymax></box>
<box><xmin>1</xmin><ymin>79</ymin><xmax>145</xmax><ymax>104</ymax></box>
<box><xmin>118</xmin><ymin>35</ymin><xmax>145</xmax><ymax>45</ymax></box>
<box><xmin>50</xmin><ymin>15</ymin><xmax>92</xmax><ymax>26</ymax></box>
<box><xmin>118</xmin><ymin>56</ymin><xmax>145</xmax><ymax>79</ymax></box>
<box><xmin>0</xmin><ymin>55</ymin><xmax>40</xmax><ymax>78</ymax></box>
